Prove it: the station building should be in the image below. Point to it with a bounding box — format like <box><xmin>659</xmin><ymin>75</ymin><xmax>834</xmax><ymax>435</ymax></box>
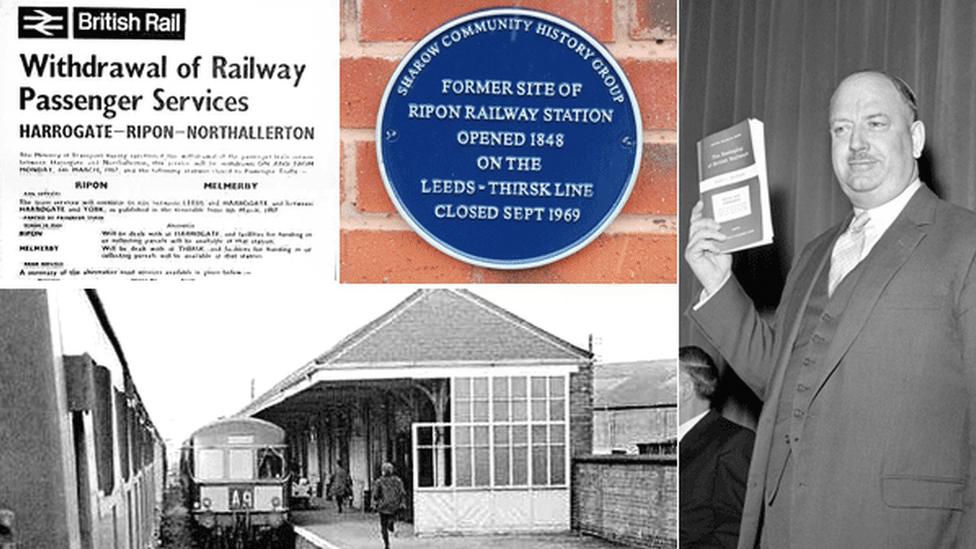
<box><xmin>238</xmin><ymin>289</ymin><xmax>593</xmax><ymax>534</ymax></box>
<box><xmin>592</xmin><ymin>360</ymin><xmax>676</xmax><ymax>456</ymax></box>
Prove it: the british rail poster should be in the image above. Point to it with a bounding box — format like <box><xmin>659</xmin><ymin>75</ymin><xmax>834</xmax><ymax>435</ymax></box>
<box><xmin>0</xmin><ymin>0</ymin><xmax>337</xmax><ymax>282</ymax></box>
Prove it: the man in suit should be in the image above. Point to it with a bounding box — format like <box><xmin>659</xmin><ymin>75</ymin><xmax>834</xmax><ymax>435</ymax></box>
<box><xmin>679</xmin><ymin>345</ymin><xmax>754</xmax><ymax>549</ymax></box>
<box><xmin>685</xmin><ymin>70</ymin><xmax>976</xmax><ymax>548</ymax></box>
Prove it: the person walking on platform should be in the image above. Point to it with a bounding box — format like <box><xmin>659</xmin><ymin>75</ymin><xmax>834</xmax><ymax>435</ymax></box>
<box><xmin>329</xmin><ymin>460</ymin><xmax>353</xmax><ymax>513</ymax></box>
<box><xmin>373</xmin><ymin>462</ymin><xmax>406</xmax><ymax>549</ymax></box>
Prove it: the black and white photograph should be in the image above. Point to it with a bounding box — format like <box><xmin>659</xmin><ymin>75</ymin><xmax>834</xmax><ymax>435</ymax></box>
<box><xmin>680</xmin><ymin>1</ymin><xmax>976</xmax><ymax>547</ymax></box>
<box><xmin>0</xmin><ymin>285</ymin><xmax>677</xmax><ymax>549</ymax></box>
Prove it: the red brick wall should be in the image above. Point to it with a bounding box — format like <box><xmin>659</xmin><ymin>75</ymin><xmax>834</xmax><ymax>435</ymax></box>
<box><xmin>340</xmin><ymin>0</ymin><xmax>677</xmax><ymax>283</ymax></box>
<box><xmin>572</xmin><ymin>455</ymin><xmax>677</xmax><ymax>548</ymax></box>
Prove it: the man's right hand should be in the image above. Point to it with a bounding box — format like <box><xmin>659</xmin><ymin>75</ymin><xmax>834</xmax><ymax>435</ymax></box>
<box><xmin>686</xmin><ymin>200</ymin><xmax>732</xmax><ymax>295</ymax></box>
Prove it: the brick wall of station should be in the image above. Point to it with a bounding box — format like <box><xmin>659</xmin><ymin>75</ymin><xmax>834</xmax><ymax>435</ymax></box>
<box><xmin>570</xmin><ymin>360</ymin><xmax>595</xmax><ymax>457</ymax></box>
<box><xmin>572</xmin><ymin>455</ymin><xmax>677</xmax><ymax>548</ymax></box>
<box><xmin>340</xmin><ymin>0</ymin><xmax>677</xmax><ymax>282</ymax></box>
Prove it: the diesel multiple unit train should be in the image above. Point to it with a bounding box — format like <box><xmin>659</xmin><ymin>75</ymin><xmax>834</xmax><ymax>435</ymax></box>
<box><xmin>0</xmin><ymin>289</ymin><xmax>294</xmax><ymax>548</ymax></box>
<box><xmin>180</xmin><ymin>417</ymin><xmax>291</xmax><ymax>548</ymax></box>
<box><xmin>0</xmin><ymin>289</ymin><xmax>165</xmax><ymax>549</ymax></box>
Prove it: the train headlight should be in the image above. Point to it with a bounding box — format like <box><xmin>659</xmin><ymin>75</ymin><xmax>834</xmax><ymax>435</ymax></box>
<box><xmin>201</xmin><ymin>497</ymin><xmax>212</xmax><ymax>510</ymax></box>
<box><xmin>271</xmin><ymin>496</ymin><xmax>281</xmax><ymax>509</ymax></box>
<box><xmin>192</xmin><ymin>501</ymin><xmax>201</xmax><ymax>510</ymax></box>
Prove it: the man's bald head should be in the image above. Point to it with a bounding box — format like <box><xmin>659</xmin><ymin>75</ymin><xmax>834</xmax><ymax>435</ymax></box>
<box><xmin>831</xmin><ymin>70</ymin><xmax>918</xmax><ymax>122</ymax></box>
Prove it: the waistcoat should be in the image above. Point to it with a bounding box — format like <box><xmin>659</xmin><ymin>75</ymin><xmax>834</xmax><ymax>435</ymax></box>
<box><xmin>761</xmin><ymin>257</ymin><xmax>865</xmax><ymax>546</ymax></box>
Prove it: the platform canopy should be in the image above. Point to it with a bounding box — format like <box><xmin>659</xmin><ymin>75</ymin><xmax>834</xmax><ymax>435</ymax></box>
<box><xmin>239</xmin><ymin>289</ymin><xmax>591</xmax><ymax>417</ymax></box>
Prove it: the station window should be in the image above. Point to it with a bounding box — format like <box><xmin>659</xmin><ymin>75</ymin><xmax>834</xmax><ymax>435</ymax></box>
<box><xmin>416</xmin><ymin>425</ymin><xmax>452</xmax><ymax>487</ymax></box>
<box><xmin>512</xmin><ymin>377</ymin><xmax>528</xmax><ymax>421</ymax></box>
<box><xmin>456</xmin><ymin>425</ymin><xmax>490</xmax><ymax>487</ymax></box>
<box><xmin>455</xmin><ymin>376</ymin><xmax>490</xmax><ymax>422</ymax></box>
<box><xmin>450</xmin><ymin>375</ymin><xmax>568</xmax><ymax>488</ymax></box>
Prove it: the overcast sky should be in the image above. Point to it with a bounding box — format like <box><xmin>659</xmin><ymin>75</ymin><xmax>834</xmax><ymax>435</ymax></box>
<box><xmin>98</xmin><ymin>284</ymin><xmax>677</xmax><ymax>448</ymax></box>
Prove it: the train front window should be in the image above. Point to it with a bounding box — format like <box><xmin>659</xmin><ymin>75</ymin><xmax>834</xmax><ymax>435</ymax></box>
<box><xmin>257</xmin><ymin>448</ymin><xmax>284</xmax><ymax>479</ymax></box>
<box><xmin>196</xmin><ymin>449</ymin><xmax>224</xmax><ymax>480</ymax></box>
<box><xmin>229</xmin><ymin>448</ymin><xmax>254</xmax><ymax>479</ymax></box>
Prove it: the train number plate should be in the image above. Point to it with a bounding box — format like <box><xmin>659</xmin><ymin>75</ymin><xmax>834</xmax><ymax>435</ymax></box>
<box><xmin>228</xmin><ymin>486</ymin><xmax>254</xmax><ymax>510</ymax></box>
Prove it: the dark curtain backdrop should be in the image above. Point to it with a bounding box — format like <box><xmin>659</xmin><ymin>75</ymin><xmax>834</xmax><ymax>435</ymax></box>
<box><xmin>679</xmin><ymin>0</ymin><xmax>976</xmax><ymax>424</ymax></box>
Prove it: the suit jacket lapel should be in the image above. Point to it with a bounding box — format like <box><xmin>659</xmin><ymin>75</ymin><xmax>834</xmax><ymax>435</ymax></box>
<box><xmin>810</xmin><ymin>187</ymin><xmax>937</xmax><ymax>400</ymax></box>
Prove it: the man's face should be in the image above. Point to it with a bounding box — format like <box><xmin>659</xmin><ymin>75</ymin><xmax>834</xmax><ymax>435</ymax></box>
<box><xmin>829</xmin><ymin>73</ymin><xmax>924</xmax><ymax>209</ymax></box>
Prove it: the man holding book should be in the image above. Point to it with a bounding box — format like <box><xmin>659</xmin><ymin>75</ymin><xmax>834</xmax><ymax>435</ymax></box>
<box><xmin>685</xmin><ymin>70</ymin><xmax>976</xmax><ymax>548</ymax></box>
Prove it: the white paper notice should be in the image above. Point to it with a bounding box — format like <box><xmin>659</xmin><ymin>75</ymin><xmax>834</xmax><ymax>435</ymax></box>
<box><xmin>0</xmin><ymin>0</ymin><xmax>337</xmax><ymax>283</ymax></box>
<box><xmin>710</xmin><ymin>186</ymin><xmax>752</xmax><ymax>224</ymax></box>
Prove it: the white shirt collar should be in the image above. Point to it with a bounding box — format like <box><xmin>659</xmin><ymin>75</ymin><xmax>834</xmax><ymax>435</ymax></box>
<box><xmin>678</xmin><ymin>409</ymin><xmax>710</xmax><ymax>442</ymax></box>
<box><xmin>852</xmin><ymin>179</ymin><xmax>922</xmax><ymax>259</ymax></box>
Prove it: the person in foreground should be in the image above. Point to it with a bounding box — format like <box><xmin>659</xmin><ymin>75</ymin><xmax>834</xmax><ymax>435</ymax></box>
<box><xmin>679</xmin><ymin>346</ymin><xmax>754</xmax><ymax>549</ymax></box>
<box><xmin>686</xmin><ymin>70</ymin><xmax>976</xmax><ymax>548</ymax></box>
<box><xmin>373</xmin><ymin>461</ymin><xmax>406</xmax><ymax>549</ymax></box>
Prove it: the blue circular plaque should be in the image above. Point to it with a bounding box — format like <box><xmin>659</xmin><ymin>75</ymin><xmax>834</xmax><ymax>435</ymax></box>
<box><xmin>377</xmin><ymin>8</ymin><xmax>642</xmax><ymax>269</ymax></box>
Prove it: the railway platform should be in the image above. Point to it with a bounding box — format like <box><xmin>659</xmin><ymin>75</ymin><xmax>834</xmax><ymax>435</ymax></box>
<box><xmin>291</xmin><ymin>500</ymin><xmax>624</xmax><ymax>549</ymax></box>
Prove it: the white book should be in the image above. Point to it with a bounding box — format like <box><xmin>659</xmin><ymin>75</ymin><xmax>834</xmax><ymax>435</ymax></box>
<box><xmin>697</xmin><ymin>118</ymin><xmax>774</xmax><ymax>253</ymax></box>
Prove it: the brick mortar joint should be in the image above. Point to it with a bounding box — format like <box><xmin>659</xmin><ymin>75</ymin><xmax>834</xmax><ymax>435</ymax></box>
<box><xmin>341</xmin><ymin>140</ymin><xmax>359</xmax><ymax>211</ymax></box>
<box><xmin>341</xmin><ymin>0</ymin><xmax>358</xmax><ymax>44</ymax></box>
<box><xmin>340</xmin><ymin>41</ymin><xmax>677</xmax><ymax>62</ymax></box>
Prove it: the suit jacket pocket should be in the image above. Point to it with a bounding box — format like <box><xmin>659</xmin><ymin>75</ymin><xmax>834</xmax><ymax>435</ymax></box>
<box><xmin>881</xmin><ymin>475</ymin><xmax>965</xmax><ymax>509</ymax></box>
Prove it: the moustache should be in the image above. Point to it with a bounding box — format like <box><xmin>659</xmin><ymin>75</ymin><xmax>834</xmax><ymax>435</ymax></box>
<box><xmin>848</xmin><ymin>153</ymin><xmax>879</xmax><ymax>163</ymax></box>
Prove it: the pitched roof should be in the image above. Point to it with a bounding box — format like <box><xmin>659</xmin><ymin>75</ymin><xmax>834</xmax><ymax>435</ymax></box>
<box><xmin>593</xmin><ymin>360</ymin><xmax>676</xmax><ymax>408</ymax></box>
<box><xmin>241</xmin><ymin>289</ymin><xmax>591</xmax><ymax>416</ymax></box>
<box><xmin>318</xmin><ymin>289</ymin><xmax>590</xmax><ymax>365</ymax></box>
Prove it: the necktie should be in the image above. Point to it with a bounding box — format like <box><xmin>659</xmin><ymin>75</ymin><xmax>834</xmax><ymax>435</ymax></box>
<box><xmin>828</xmin><ymin>212</ymin><xmax>870</xmax><ymax>296</ymax></box>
